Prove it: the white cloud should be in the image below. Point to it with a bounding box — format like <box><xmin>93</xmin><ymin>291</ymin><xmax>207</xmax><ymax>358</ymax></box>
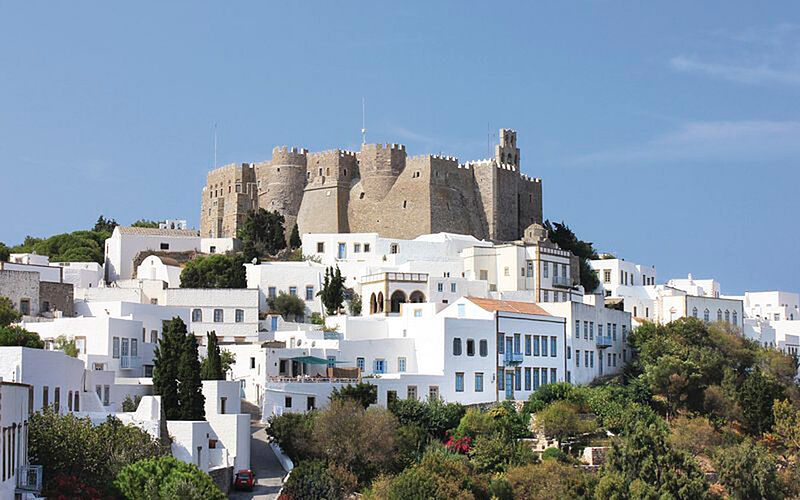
<box><xmin>570</xmin><ymin>120</ymin><xmax>800</xmax><ymax>167</ymax></box>
<box><xmin>670</xmin><ymin>55</ymin><xmax>800</xmax><ymax>85</ymax></box>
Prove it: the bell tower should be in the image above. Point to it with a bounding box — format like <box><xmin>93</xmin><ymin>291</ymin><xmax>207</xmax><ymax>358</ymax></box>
<box><xmin>495</xmin><ymin>128</ymin><xmax>520</xmax><ymax>167</ymax></box>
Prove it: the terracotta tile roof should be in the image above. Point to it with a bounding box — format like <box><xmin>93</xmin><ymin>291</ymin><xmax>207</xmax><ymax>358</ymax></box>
<box><xmin>465</xmin><ymin>296</ymin><xmax>551</xmax><ymax>316</ymax></box>
<box><xmin>117</xmin><ymin>226</ymin><xmax>199</xmax><ymax>237</ymax></box>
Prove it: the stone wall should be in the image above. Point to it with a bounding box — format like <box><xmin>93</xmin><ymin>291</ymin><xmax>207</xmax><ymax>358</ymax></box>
<box><xmin>199</xmin><ymin>129</ymin><xmax>543</xmax><ymax>243</ymax></box>
<box><xmin>39</xmin><ymin>281</ymin><xmax>74</xmax><ymax>317</ymax></box>
<box><xmin>0</xmin><ymin>269</ymin><xmax>40</xmax><ymax>316</ymax></box>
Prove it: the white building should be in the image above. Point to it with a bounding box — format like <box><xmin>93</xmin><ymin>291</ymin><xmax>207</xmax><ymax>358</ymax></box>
<box><xmin>51</xmin><ymin>261</ymin><xmax>104</xmax><ymax>289</ymax></box>
<box><xmin>667</xmin><ymin>274</ymin><xmax>721</xmax><ymax>298</ymax></box>
<box><xmin>590</xmin><ymin>257</ymin><xmax>657</xmax><ymax>296</ymax></box>
<box><xmin>245</xmin><ymin>261</ymin><xmax>325</xmax><ymax>318</ymax></box>
<box><xmin>164</xmin><ymin>288</ymin><xmax>260</xmax><ymax>343</ymax></box>
<box><xmin>104</xmin><ymin>226</ymin><xmax>200</xmax><ymax>283</ymax></box>
<box><xmin>136</xmin><ymin>255</ymin><xmax>183</xmax><ymax>288</ymax></box>
<box><xmin>0</xmin><ymin>380</ymin><xmax>37</xmax><ymax>499</ymax></box>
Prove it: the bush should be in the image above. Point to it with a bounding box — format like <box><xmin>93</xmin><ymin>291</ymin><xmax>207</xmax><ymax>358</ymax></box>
<box><xmin>179</xmin><ymin>254</ymin><xmax>246</xmax><ymax>288</ymax></box>
<box><xmin>281</xmin><ymin>460</ymin><xmax>355</xmax><ymax>500</ymax></box>
<box><xmin>383</xmin><ymin>445</ymin><xmax>487</xmax><ymax>500</ymax></box>
<box><xmin>506</xmin><ymin>460</ymin><xmax>596</xmax><ymax>500</ymax></box>
<box><xmin>390</xmin><ymin>398</ymin><xmax>465</xmax><ymax>441</ymax></box>
<box><xmin>468</xmin><ymin>434</ymin><xmax>537</xmax><ymax>474</ymax></box>
<box><xmin>266</xmin><ymin>412</ymin><xmax>317</xmax><ymax>463</ymax></box>
<box><xmin>0</xmin><ymin>325</ymin><xmax>44</xmax><ymax>348</ymax></box>
<box><xmin>114</xmin><ymin>456</ymin><xmax>226</xmax><ymax>500</ymax></box>
<box><xmin>541</xmin><ymin>446</ymin><xmax>571</xmax><ymax>463</ymax></box>
<box><xmin>121</xmin><ymin>394</ymin><xmax>143</xmax><ymax>412</ymax></box>
<box><xmin>330</xmin><ymin>382</ymin><xmax>377</xmax><ymax>409</ymax></box>
<box><xmin>42</xmin><ymin>474</ymin><xmax>104</xmax><ymax>500</ymax></box>
<box><xmin>0</xmin><ymin>296</ymin><xmax>21</xmax><ymax>326</ymax></box>
<box><xmin>715</xmin><ymin>440</ymin><xmax>782</xmax><ymax>500</ymax></box>
<box><xmin>270</xmin><ymin>291</ymin><xmax>306</xmax><ymax>321</ymax></box>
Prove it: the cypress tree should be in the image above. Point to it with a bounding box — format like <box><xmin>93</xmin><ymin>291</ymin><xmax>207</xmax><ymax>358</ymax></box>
<box><xmin>153</xmin><ymin>317</ymin><xmax>184</xmax><ymax>420</ymax></box>
<box><xmin>178</xmin><ymin>332</ymin><xmax>206</xmax><ymax>420</ymax></box>
<box><xmin>289</xmin><ymin>223</ymin><xmax>302</xmax><ymax>249</ymax></box>
<box><xmin>201</xmin><ymin>331</ymin><xmax>223</xmax><ymax>380</ymax></box>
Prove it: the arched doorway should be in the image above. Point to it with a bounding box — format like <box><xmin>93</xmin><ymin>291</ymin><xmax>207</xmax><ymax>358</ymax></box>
<box><xmin>390</xmin><ymin>290</ymin><xmax>407</xmax><ymax>313</ymax></box>
<box><xmin>409</xmin><ymin>291</ymin><xmax>425</xmax><ymax>303</ymax></box>
<box><xmin>370</xmin><ymin>293</ymin><xmax>377</xmax><ymax>315</ymax></box>
<box><xmin>377</xmin><ymin>292</ymin><xmax>384</xmax><ymax>313</ymax></box>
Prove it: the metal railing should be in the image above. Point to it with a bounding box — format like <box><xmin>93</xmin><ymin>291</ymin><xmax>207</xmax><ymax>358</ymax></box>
<box><xmin>120</xmin><ymin>355</ymin><xmax>142</xmax><ymax>369</ymax></box>
<box><xmin>361</xmin><ymin>272</ymin><xmax>428</xmax><ymax>283</ymax></box>
<box><xmin>596</xmin><ymin>336</ymin><xmax>613</xmax><ymax>348</ymax></box>
<box><xmin>17</xmin><ymin>465</ymin><xmax>42</xmax><ymax>493</ymax></box>
<box><xmin>267</xmin><ymin>376</ymin><xmax>360</xmax><ymax>383</ymax></box>
<box><xmin>552</xmin><ymin>275</ymin><xmax>571</xmax><ymax>287</ymax></box>
<box><xmin>503</xmin><ymin>352</ymin><xmax>524</xmax><ymax>365</ymax></box>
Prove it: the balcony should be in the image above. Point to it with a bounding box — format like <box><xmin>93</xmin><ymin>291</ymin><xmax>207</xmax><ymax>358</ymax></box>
<box><xmin>596</xmin><ymin>336</ymin><xmax>612</xmax><ymax>349</ymax></box>
<box><xmin>503</xmin><ymin>352</ymin><xmax>524</xmax><ymax>366</ymax></box>
<box><xmin>120</xmin><ymin>355</ymin><xmax>142</xmax><ymax>370</ymax></box>
<box><xmin>552</xmin><ymin>275</ymin><xmax>571</xmax><ymax>288</ymax></box>
<box><xmin>16</xmin><ymin>465</ymin><xmax>42</xmax><ymax>493</ymax></box>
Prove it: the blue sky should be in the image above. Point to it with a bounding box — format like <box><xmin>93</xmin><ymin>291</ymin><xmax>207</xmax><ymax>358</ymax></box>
<box><xmin>1</xmin><ymin>2</ymin><xmax>798</xmax><ymax>294</ymax></box>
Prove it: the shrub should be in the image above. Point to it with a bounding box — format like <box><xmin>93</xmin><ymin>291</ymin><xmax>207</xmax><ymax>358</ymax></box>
<box><xmin>281</xmin><ymin>460</ymin><xmax>354</xmax><ymax>500</ymax></box>
<box><xmin>0</xmin><ymin>325</ymin><xmax>44</xmax><ymax>348</ymax></box>
<box><xmin>114</xmin><ymin>456</ymin><xmax>225</xmax><ymax>500</ymax></box>
<box><xmin>506</xmin><ymin>460</ymin><xmax>596</xmax><ymax>500</ymax></box>
<box><xmin>330</xmin><ymin>382</ymin><xmax>377</xmax><ymax>409</ymax></box>
<box><xmin>266</xmin><ymin>412</ymin><xmax>317</xmax><ymax>463</ymax></box>
<box><xmin>468</xmin><ymin>434</ymin><xmax>537</xmax><ymax>474</ymax></box>
<box><xmin>714</xmin><ymin>440</ymin><xmax>782</xmax><ymax>500</ymax></box>
<box><xmin>390</xmin><ymin>397</ymin><xmax>465</xmax><ymax>440</ymax></box>
<box><xmin>541</xmin><ymin>446</ymin><xmax>571</xmax><ymax>463</ymax></box>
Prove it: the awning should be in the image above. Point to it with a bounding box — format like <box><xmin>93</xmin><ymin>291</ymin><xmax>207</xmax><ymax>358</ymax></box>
<box><xmin>289</xmin><ymin>356</ymin><xmax>349</xmax><ymax>365</ymax></box>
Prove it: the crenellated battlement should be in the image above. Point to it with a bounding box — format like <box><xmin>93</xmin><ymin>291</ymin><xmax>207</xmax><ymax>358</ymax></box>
<box><xmin>272</xmin><ymin>146</ymin><xmax>308</xmax><ymax>166</ymax></box>
<box><xmin>309</xmin><ymin>148</ymin><xmax>358</xmax><ymax>164</ymax></box>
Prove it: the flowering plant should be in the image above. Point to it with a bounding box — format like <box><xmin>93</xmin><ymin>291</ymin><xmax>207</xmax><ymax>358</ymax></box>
<box><xmin>444</xmin><ymin>433</ymin><xmax>472</xmax><ymax>454</ymax></box>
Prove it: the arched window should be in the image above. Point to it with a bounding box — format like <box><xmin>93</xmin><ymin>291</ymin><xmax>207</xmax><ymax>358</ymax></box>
<box><xmin>409</xmin><ymin>291</ymin><xmax>426</xmax><ymax>303</ymax></box>
<box><xmin>390</xmin><ymin>290</ymin><xmax>407</xmax><ymax>313</ymax></box>
<box><xmin>453</xmin><ymin>338</ymin><xmax>462</xmax><ymax>356</ymax></box>
<box><xmin>732</xmin><ymin>311</ymin><xmax>738</xmax><ymax>325</ymax></box>
<box><xmin>377</xmin><ymin>292</ymin><xmax>384</xmax><ymax>313</ymax></box>
<box><xmin>370</xmin><ymin>293</ymin><xmax>377</xmax><ymax>315</ymax></box>
<box><xmin>704</xmin><ymin>309</ymin><xmax>710</xmax><ymax>322</ymax></box>
<box><xmin>717</xmin><ymin>309</ymin><xmax>722</xmax><ymax>322</ymax></box>
<box><xmin>192</xmin><ymin>309</ymin><xmax>202</xmax><ymax>322</ymax></box>
<box><xmin>692</xmin><ymin>307</ymin><xmax>698</xmax><ymax>318</ymax></box>
<box><xmin>724</xmin><ymin>310</ymin><xmax>730</xmax><ymax>323</ymax></box>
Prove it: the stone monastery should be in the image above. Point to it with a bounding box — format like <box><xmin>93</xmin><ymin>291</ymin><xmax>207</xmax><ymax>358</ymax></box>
<box><xmin>200</xmin><ymin>129</ymin><xmax>542</xmax><ymax>242</ymax></box>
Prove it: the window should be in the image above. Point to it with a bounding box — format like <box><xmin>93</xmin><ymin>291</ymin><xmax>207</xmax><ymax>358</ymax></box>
<box><xmin>289</xmin><ymin>286</ymin><xmax>297</xmax><ymax>296</ymax></box>
<box><xmin>285</xmin><ymin>396</ymin><xmax>292</xmax><ymax>408</ymax></box>
<box><xmin>584</xmin><ymin>321</ymin><xmax>588</xmax><ymax>339</ymax></box>
<box><xmin>514</xmin><ymin>334</ymin><xmax>521</xmax><ymax>354</ymax></box>
<box><xmin>112</xmin><ymin>337</ymin><xmax>120</xmax><ymax>358</ymax></box>
<box><xmin>584</xmin><ymin>350</ymin><xmax>589</xmax><ymax>367</ymax></box>
<box><xmin>250</xmin><ymin>357</ymin><xmax>256</xmax><ymax>369</ymax></box>
<box><xmin>374</xmin><ymin>359</ymin><xmax>386</xmax><ymax>374</ymax></box>
<box><xmin>268</xmin><ymin>287</ymin><xmax>276</xmax><ymax>299</ymax></box>
<box><xmin>43</xmin><ymin>386</ymin><xmax>49</xmax><ymax>408</ymax></box>
<box><xmin>466</xmin><ymin>339</ymin><xmax>475</xmax><ymax>356</ymax></box>
<box><xmin>453</xmin><ymin>338</ymin><xmax>462</xmax><ymax>356</ymax></box>
<box><xmin>543</xmin><ymin>290</ymin><xmax>549</xmax><ymax>302</ymax></box>
<box><xmin>608</xmin><ymin>352</ymin><xmax>611</xmax><ymax>367</ymax></box>
<box><xmin>622</xmin><ymin>325</ymin><xmax>627</xmax><ymax>343</ymax></box>
<box><xmin>103</xmin><ymin>385</ymin><xmax>110</xmax><ymax>405</ymax></box>
<box><xmin>455</xmin><ymin>373</ymin><xmax>465</xmax><ymax>392</ymax></box>
<box><xmin>498</xmin><ymin>333</ymin><xmax>505</xmax><ymax>354</ymax></box>
<box><xmin>504</xmin><ymin>267</ymin><xmax>510</xmax><ymax>276</ymax></box>
<box><xmin>515</xmin><ymin>367</ymin><xmax>521</xmax><ymax>391</ymax></box>
<box><xmin>407</xmin><ymin>385</ymin><xmax>418</xmax><ymax>400</ymax></box>
<box><xmin>533</xmin><ymin>336</ymin><xmax>540</xmax><ymax>356</ymax></box>
<box><xmin>235</xmin><ymin>309</ymin><xmax>244</xmax><ymax>323</ymax></box>
<box><xmin>524</xmin><ymin>367</ymin><xmax>531</xmax><ymax>390</ymax></box>
<box><xmin>717</xmin><ymin>309</ymin><xmax>722</xmax><ymax>322</ymax></box>
<box><xmin>533</xmin><ymin>368</ymin><xmax>540</xmax><ymax>389</ymax></box>
<box><xmin>623</xmin><ymin>349</ymin><xmax>627</xmax><ymax>362</ymax></box>
<box><xmin>480</xmin><ymin>269</ymin><xmax>488</xmax><ymax>281</ymax></box>
<box><xmin>390</xmin><ymin>243</ymin><xmax>399</xmax><ymax>254</ymax></box>
<box><xmin>213</xmin><ymin>309</ymin><xmax>223</xmax><ymax>322</ymax></box>
<box><xmin>337</xmin><ymin>243</ymin><xmax>346</xmax><ymax>259</ymax></box>
<box><xmin>576</xmin><ymin>349</ymin><xmax>581</xmax><ymax>367</ymax></box>
<box><xmin>692</xmin><ymin>307</ymin><xmax>698</xmax><ymax>318</ymax></box>
<box><xmin>598</xmin><ymin>323</ymin><xmax>603</xmax><ymax>338</ymax></box>
<box><xmin>551</xmin><ymin>336</ymin><xmax>557</xmax><ymax>357</ymax></box>
<box><xmin>398</xmin><ymin>357</ymin><xmax>407</xmax><ymax>372</ymax></box>
<box><xmin>541</xmin><ymin>337</ymin><xmax>548</xmax><ymax>356</ymax></box>
<box><xmin>316</xmin><ymin>242</ymin><xmax>324</xmax><ymax>253</ymax></box>
<box><xmin>725</xmin><ymin>310</ymin><xmax>730</xmax><ymax>323</ymax></box>
<box><xmin>525</xmin><ymin>335</ymin><xmax>532</xmax><ymax>355</ymax></box>
<box><xmin>498</xmin><ymin>367</ymin><xmax>505</xmax><ymax>390</ymax></box>
<box><xmin>364</xmin><ymin>243</ymin><xmax>371</xmax><ymax>252</ymax></box>
<box><xmin>450</xmin><ymin>282</ymin><xmax>456</xmax><ymax>293</ymax></box>
<box><xmin>590</xmin><ymin>322</ymin><xmax>594</xmax><ymax>340</ymax></box>
<box><xmin>704</xmin><ymin>308</ymin><xmax>710</xmax><ymax>322</ymax></box>
<box><xmin>160</xmin><ymin>243</ymin><xmax>169</xmax><ymax>250</ymax></box>
<box><xmin>732</xmin><ymin>311</ymin><xmax>737</xmax><ymax>324</ymax></box>
<box><xmin>551</xmin><ymin>368</ymin><xmax>557</xmax><ymax>383</ymax></box>
<box><xmin>74</xmin><ymin>391</ymin><xmax>80</xmax><ymax>411</ymax></box>
<box><xmin>526</xmin><ymin>261</ymin><xmax>533</xmax><ymax>277</ymax></box>
<box><xmin>457</xmin><ymin>303</ymin><xmax>466</xmax><ymax>318</ymax></box>
<box><xmin>429</xmin><ymin>386</ymin><xmax>439</xmax><ymax>400</ymax></box>
<box><xmin>150</xmin><ymin>330</ymin><xmax>157</xmax><ymax>343</ymax></box>
<box><xmin>306</xmin><ymin>286</ymin><xmax>314</xmax><ymax>300</ymax></box>
<box><xmin>590</xmin><ymin>351</ymin><xmax>594</xmax><ymax>368</ymax></box>
<box><xmin>543</xmin><ymin>261</ymin><xmax>549</xmax><ymax>278</ymax></box>
<box><xmin>131</xmin><ymin>339</ymin><xmax>138</xmax><ymax>357</ymax></box>
<box><xmin>603</xmin><ymin>269</ymin><xmax>611</xmax><ymax>283</ymax></box>
<box><xmin>356</xmin><ymin>357</ymin><xmax>365</xmax><ymax>371</ymax></box>
<box><xmin>354</xmin><ymin>243</ymin><xmax>361</xmax><ymax>253</ymax></box>
<box><xmin>475</xmin><ymin>373</ymin><xmax>484</xmax><ymax>392</ymax></box>
<box><xmin>437</xmin><ymin>282</ymin><xmax>443</xmax><ymax>292</ymax></box>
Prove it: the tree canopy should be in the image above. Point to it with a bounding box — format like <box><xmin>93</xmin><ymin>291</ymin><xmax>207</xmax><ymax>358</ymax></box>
<box><xmin>179</xmin><ymin>253</ymin><xmax>246</xmax><ymax>288</ymax></box>
<box><xmin>270</xmin><ymin>291</ymin><xmax>306</xmax><ymax>321</ymax></box>
<box><xmin>0</xmin><ymin>296</ymin><xmax>21</xmax><ymax>326</ymax></box>
<box><xmin>239</xmin><ymin>208</ymin><xmax>287</xmax><ymax>258</ymax></box>
<box><xmin>114</xmin><ymin>456</ymin><xmax>226</xmax><ymax>500</ymax></box>
<box><xmin>200</xmin><ymin>331</ymin><xmax>224</xmax><ymax>380</ymax></box>
<box><xmin>0</xmin><ymin>325</ymin><xmax>44</xmax><ymax>348</ymax></box>
<box><xmin>543</xmin><ymin>220</ymin><xmax>599</xmax><ymax>293</ymax></box>
<box><xmin>153</xmin><ymin>317</ymin><xmax>204</xmax><ymax>420</ymax></box>
<box><xmin>319</xmin><ymin>266</ymin><xmax>346</xmax><ymax>315</ymax></box>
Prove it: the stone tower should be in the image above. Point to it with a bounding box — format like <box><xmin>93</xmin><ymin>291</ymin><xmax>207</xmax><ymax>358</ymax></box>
<box><xmin>200</xmin><ymin>163</ymin><xmax>257</xmax><ymax>238</ymax></box>
<box><xmin>255</xmin><ymin>146</ymin><xmax>308</xmax><ymax>236</ymax></box>
<box><xmin>495</xmin><ymin>128</ymin><xmax>520</xmax><ymax>167</ymax></box>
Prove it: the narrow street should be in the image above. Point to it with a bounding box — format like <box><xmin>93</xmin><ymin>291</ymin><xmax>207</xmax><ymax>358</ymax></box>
<box><xmin>229</xmin><ymin>403</ymin><xmax>286</xmax><ymax>500</ymax></box>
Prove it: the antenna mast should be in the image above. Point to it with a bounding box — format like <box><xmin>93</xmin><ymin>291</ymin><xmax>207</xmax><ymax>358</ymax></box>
<box><xmin>213</xmin><ymin>123</ymin><xmax>218</xmax><ymax>168</ymax></box>
<box><xmin>361</xmin><ymin>97</ymin><xmax>366</xmax><ymax>145</ymax></box>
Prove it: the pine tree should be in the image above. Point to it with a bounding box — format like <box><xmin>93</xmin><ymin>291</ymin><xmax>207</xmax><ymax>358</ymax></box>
<box><xmin>201</xmin><ymin>331</ymin><xmax>224</xmax><ymax>380</ymax></box>
<box><xmin>153</xmin><ymin>317</ymin><xmax>184</xmax><ymax>420</ymax></box>
<box><xmin>289</xmin><ymin>223</ymin><xmax>302</xmax><ymax>249</ymax></box>
<box><xmin>178</xmin><ymin>332</ymin><xmax>206</xmax><ymax>420</ymax></box>
<box><xmin>318</xmin><ymin>266</ymin><xmax>346</xmax><ymax>315</ymax></box>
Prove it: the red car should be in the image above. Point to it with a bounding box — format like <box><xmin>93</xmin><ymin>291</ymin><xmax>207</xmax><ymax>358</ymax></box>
<box><xmin>234</xmin><ymin>469</ymin><xmax>255</xmax><ymax>491</ymax></box>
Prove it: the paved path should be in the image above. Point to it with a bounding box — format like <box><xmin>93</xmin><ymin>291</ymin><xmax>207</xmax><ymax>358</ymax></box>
<box><xmin>229</xmin><ymin>403</ymin><xmax>285</xmax><ymax>500</ymax></box>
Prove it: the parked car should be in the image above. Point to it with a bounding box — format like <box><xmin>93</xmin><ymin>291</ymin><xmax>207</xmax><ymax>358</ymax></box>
<box><xmin>233</xmin><ymin>469</ymin><xmax>255</xmax><ymax>491</ymax></box>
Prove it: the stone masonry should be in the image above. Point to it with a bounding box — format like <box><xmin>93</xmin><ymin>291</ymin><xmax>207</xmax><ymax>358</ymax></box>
<box><xmin>200</xmin><ymin>129</ymin><xmax>543</xmax><ymax>242</ymax></box>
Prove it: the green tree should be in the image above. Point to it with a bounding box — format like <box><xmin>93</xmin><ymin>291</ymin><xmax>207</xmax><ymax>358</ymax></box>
<box><xmin>239</xmin><ymin>208</ymin><xmax>287</xmax><ymax>257</ymax></box>
<box><xmin>505</xmin><ymin>460</ymin><xmax>596</xmax><ymax>500</ymax></box>
<box><xmin>737</xmin><ymin>368</ymin><xmax>785</xmax><ymax>435</ymax></box>
<box><xmin>53</xmin><ymin>335</ymin><xmax>78</xmax><ymax>357</ymax></box>
<box><xmin>269</xmin><ymin>291</ymin><xmax>306</xmax><ymax>321</ymax></box>
<box><xmin>122</xmin><ymin>394</ymin><xmax>143</xmax><ymax>412</ymax></box>
<box><xmin>220</xmin><ymin>348</ymin><xmax>235</xmax><ymax>377</ymax></box>
<box><xmin>281</xmin><ymin>460</ymin><xmax>354</xmax><ymax>500</ymax></box>
<box><xmin>715</xmin><ymin>440</ymin><xmax>782</xmax><ymax>500</ymax></box>
<box><xmin>349</xmin><ymin>292</ymin><xmax>362</xmax><ymax>316</ymax></box>
<box><xmin>536</xmin><ymin>400</ymin><xmax>595</xmax><ymax>448</ymax></box>
<box><xmin>289</xmin><ymin>223</ymin><xmax>302</xmax><ymax>249</ymax></box>
<box><xmin>768</xmin><ymin>399</ymin><xmax>800</xmax><ymax>461</ymax></box>
<box><xmin>543</xmin><ymin>220</ymin><xmax>599</xmax><ymax>292</ymax></box>
<box><xmin>93</xmin><ymin>215</ymin><xmax>118</xmax><ymax>233</ymax></box>
<box><xmin>178</xmin><ymin>332</ymin><xmax>205</xmax><ymax>420</ymax></box>
<box><xmin>131</xmin><ymin>219</ymin><xmax>159</xmax><ymax>228</ymax></box>
<box><xmin>595</xmin><ymin>419</ymin><xmax>709</xmax><ymax>499</ymax></box>
<box><xmin>468</xmin><ymin>434</ymin><xmax>537</xmax><ymax>474</ymax></box>
<box><xmin>390</xmin><ymin>398</ymin><xmax>466</xmax><ymax>441</ymax></box>
<box><xmin>200</xmin><ymin>331</ymin><xmax>223</xmax><ymax>380</ymax></box>
<box><xmin>0</xmin><ymin>325</ymin><xmax>44</xmax><ymax>348</ymax></box>
<box><xmin>153</xmin><ymin>317</ymin><xmax>184</xmax><ymax>420</ymax></box>
<box><xmin>266</xmin><ymin>412</ymin><xmax>318</xmax><ymax>463</ymax></box>
<box><xmin>114</xmin><ymin>456</ymin><xmax>225</xmax><ymax>500</ymax></box>
<box><xmin>318</xmin><ymin>266</ymin><xmax>346</xmax><ymax>315</ymax></box>
<box><xmin>330</xmin><ymin>382</ymin><xmax>378</xmax><ymax>409</ymax></box>
<box><xmin>0</xmin><ymin>242</ymin><xmax>9</xmax><ymax>261</ymax></box>
<box><xmin>11</xmin><ymin>230</ymin><xmax>108</xmax><ymax>264</ymax></box>
<box><xmin>179</xmin><ymin>254</ymin><xmax>246</xmax><ymax>288</ymax></box>
<box><xmin>0</xmin><ymin>296</ymin><xmax>21</xmax><ymax>326</ymax></box>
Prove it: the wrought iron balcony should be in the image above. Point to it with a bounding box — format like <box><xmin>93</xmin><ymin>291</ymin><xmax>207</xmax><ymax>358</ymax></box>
<box><xmin>552</xmin><ymin>275</ymin><xmax>572</xmax><ymax>288</ymax></box>
<box><xmin>120</xmin><ymin>355</ymin><xmax>142</xmax><ymax>369</ymax></box>
<box><xmin>503</xmin><ymin>352</ymin><xmax>524</xmax><ymax>365</ymax></box>
<box><xmin>596</xmin><ymin>336</ymin><xmax>613</xmax><ymax>348</ymax></box>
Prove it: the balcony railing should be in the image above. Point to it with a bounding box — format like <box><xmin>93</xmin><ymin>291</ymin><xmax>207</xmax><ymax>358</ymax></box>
<box><xmin>362</xmin><ymin>272</ymin><xmax>428</xmax><ymax>283</ymax></box>
<box><xmin>503</xmin><ymin>352</ymin><xmax>524</xmax><ymax>365</ymax></box>
<box><xmin>596</xmin><ymin>336</ymin><xmax>613</xmax><ymax>348</ymax></box>
<box><xmin>17</xmin><ymin>465</ymin><xmax>42</xmax><ymax>493</ymax></box>
<box><xmin>120</xmin><ymin>355</ymin><xmax>142</xmax><ymax>369</ymax></box>
<box><xmin>267</xmin><ymin>376</ymin><xmax>360</xmax><ymax>384</ymax></box>
<box><xmin>552</xmin><ymin>275</ymin><xmax>571</xmax><ymax>288</ymax></box>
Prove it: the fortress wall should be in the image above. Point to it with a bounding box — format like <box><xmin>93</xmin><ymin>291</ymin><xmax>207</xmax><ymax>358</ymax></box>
<box><xmin>357</xmin><ymin>143</ymin><xmax>406</xmax><ymax>201</ymax></box>
<box><xmin>296</xmin><ymin>150</ymin><xmax>357</xmax><ymax>234</ymax></box>
<box><xmin>201</xmin><ymin>163</ymin><xmax>257</xmax><ymax>238</ymax></box>
<box><xmin>256</xmin><ymin>147</ymin><xmax>308</xmax><ymax>236</ymax></box>
<box><xmin>494</xmin><ymin>163</ymin><xmax>521</xmax><ymax>242</ymax></box>
<box><xmin>517</xmin><ymin>175</ymin><xmax>543</xmax><ymax>236</ymax></box>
